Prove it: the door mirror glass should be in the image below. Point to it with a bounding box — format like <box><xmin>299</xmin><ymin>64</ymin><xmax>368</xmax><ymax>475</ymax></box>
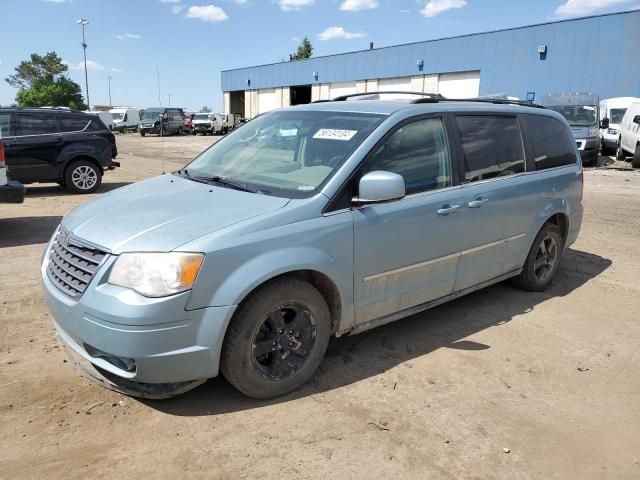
<box><xmin>354</xmin><ymin>171</ymin><xmax>405</xmax><ymax>204</ymax></box>
<box><xmin>600</xmin><ymin>118</ymin><xmax>609</xmax><ymax>129</ymax></box>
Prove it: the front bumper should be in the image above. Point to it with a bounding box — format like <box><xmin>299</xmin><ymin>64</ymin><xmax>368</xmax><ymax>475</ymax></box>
<box><xmin>41</xmin><ymin>247</ymin><xmax>236</xmax><ymax>392</ymax></box>
<box><xmin>0</xmin><ymin>180</ymin><xmax>25</xmax><ymax>204</ymax></box>
<box><xmin>575</xmin><ymin>137</ymin><xmax>599</xmax><ymax>163</ymax></box>
<box><xmin>601</xmin><ymin>132</ymin><xmax>618</xmax><ymax>148</ymax></box>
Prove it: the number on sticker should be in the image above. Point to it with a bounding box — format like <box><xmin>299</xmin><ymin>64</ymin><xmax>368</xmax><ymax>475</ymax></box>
<box><xmin>313</xmin><ymin>129</ymin><xmax>358</xmax><ymax>141</ymax></box>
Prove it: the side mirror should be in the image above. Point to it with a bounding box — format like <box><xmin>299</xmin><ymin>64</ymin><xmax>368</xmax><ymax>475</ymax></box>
<box><xmin>600</xmin><ymin>118</ymin><xmax>609</xmax><ymax>129</ymax></box>
<box><xmin>633</xmin><ymin>115</ymin><xmax>640</xmax><ymax>125</ymax></box>
<box><xmin>123</xmin><ymin>114</ymin><xmax>128</xmax><ymax>122</ymax></box>
<box><xmin>353</xmin><ymin>171</ymin><xmax>405</xmax><ymax>205</ymax></box>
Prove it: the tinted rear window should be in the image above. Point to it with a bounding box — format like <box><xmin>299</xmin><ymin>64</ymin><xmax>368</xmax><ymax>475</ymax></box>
<box><xmin>15</xmin><ymin>113</ymin><xmax>59</xmax><ymax>135</ymax></box>
<box><xmin>455</xmin><ymin>115</ymin><xmax>525</xmax><ymax>182</ymax></box>
<box><xmin>60</xmin><ymin>116</ymin><xmax>91</xmax><ymax>132</ymax></box>
<box><xmin>520</xmin><ymin>114</ymin><xmax>577</xmax><ymax>170</ymax></box>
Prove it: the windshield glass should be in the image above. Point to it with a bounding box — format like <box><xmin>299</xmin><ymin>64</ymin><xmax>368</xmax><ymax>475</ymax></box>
<box><xmin>184</xmin><ymin>110</ymin><xmax>385</xmax><ymax>198</ymax></box>
<box><xmin>142</xmin><ymin>109</ymin><xmax>162</xmax><ymax>121</ymax></box>
<box><xmin>610</xmin><ymin>108</ymin><xmax>627</xmax><ymax>124</ymax></box>
<box><xmin>111</xmin><ymin>113</ymin><xmax>124</xmax><ymax>121</ymax></box>
<box><xmin>193</xmin><ymin>114</ymin><xmax>210</xmax><ymax>121</ymax></box>
<box><xmin>547</xmin><ymin>105</ymin><xmax>597</xmax><ymax>127</ymax></box>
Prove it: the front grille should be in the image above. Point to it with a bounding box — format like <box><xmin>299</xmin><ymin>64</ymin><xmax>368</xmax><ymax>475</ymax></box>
<box><xmin>46</xmin><ymin>229</ymin><xmax>108</xmax><ymax>298</ymax></box>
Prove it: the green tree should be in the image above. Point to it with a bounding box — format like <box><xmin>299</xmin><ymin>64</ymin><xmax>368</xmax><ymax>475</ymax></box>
<box><xmin>292</xmin><ymin>37</ymin><xmax>313</xmax><ymax>60</ymax></box>
<box><xmin>200</xmin><ymin>106</ymin><xmax>211</xmax><ymax>113</ymax></box>
<box><xmin>5</xmin><ymin>52</ymin><xmax>86</xmax><ymax>110</ymax></box>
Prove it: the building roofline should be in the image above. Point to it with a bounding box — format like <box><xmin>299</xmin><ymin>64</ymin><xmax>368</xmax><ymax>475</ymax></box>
<box><xmin>221</xmin><ymin>8</ymin><xmax>639</xmax><ymax>74</ymax></box>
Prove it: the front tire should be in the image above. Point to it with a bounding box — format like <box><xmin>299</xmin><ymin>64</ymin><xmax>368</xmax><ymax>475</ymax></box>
<box><xmin>65</xmin><ymin>160</ymin><xmax>102</xmax><ymax>194</ymax></box>
<box><xmin>632</xmin><ymin>145</ymin><xmax>640</xmax><ymax>169</ymax></box>
<box><xmin>512</xmin><ymin>223</ymin><xmax>563</xmax><ymax>292</ymax></box>
<box><xmin>221</xmin><ymin>278</ymin><xmax>331</xmax><ymax>399</ymax></box>
<box><xmin>616</xmin><ymin>139</ymin><xmax>626</xmax><ymax>160</ymax></box>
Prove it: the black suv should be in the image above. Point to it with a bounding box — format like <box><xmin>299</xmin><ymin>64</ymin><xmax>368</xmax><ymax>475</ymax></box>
<box><xmin>0</xmin><ymin>108</ymin><xmax>119</xmax><ymax>194</ymax></box>
<box><xmin>139</xmin><ymin>107</ymin><xmax>185</xmax><ymax>136</ymax></box>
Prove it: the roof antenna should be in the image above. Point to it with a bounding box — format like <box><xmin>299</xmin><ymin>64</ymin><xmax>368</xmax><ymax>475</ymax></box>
<box><xmin>369</xmin><ymin>41</ymin><xmax>374</xmax><ymax>50</ymax></box>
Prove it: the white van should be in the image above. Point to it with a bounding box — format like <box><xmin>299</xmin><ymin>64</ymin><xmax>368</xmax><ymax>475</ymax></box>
<box><xmin>599</xmin><ymin>97</ymin><xmax>640</xmax><ymax>153</ymax></box>
<box><xmin>110</xmin><ymin>108</ymin><xmax>140</xmax><ymax>133</ymax></box>
<box><xmin>616</xmin><ymin>102</ymin><xmax>640</xmax><ymax>167</ymax></box>
<box><xmin>86</xmin><ymin>111</ymin><xmax>114</xmax><ymax>131</ymax></box>
<box><xmin>221</xmin><ymin>113</ymin><xmax>235</xmax><ymax>133</ymax></box>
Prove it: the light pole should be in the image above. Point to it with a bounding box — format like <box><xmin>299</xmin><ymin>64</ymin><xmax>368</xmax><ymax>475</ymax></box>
<box><xmin>77</xmin><ymin>18</ymin><xmax>90</xmax><ymax>108</ymax></box>
<box><xmin>168</xmin><ymin>93</ymin><xmax>172</xmax><ymax>106</ymax></box>
<box><xmin>107</xmin><ymin>76</ymin><xmax>112</xmax><ymax>107</ymax></box>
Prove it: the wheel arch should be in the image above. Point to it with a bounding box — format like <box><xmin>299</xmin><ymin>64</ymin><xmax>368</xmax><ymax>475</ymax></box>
<box><xmin>63</xmin><ymin>155</ymin><xmax>103</xmax><ymax>179</ymax></box>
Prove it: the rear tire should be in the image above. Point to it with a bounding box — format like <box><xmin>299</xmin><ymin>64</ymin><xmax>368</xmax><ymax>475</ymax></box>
<box><xmin>511</xmin><ymin>223</ymin><xmax>563</xmax><ymax>292</ymax></box>
<box><xmin>65</xmin><ymin>160</ymin><xmax>102</xmax><ymax>194</ymax></box>
<box><xmin>221</xmin><ymin>278</ymin><xmax>331</xmax><ymax>399</ymax></box>
<box><xmin>140</xmin><ymin>131</ymin><xmax>146</xmax><ymax>137</ymax></box>
<box><xmin>632</xmin><ymin>145</ymin><xmax>640</xmax><ymax>169</ymax></box>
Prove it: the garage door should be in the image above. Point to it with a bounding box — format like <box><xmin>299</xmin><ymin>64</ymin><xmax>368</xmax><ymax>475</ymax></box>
<box><xmin>378</xmin><ymin>77</ymin><xmax>412</xmax><ymax>92</ymax></box>
<box><xmin>438</xmin><ymin>71</ymin><xmax>480</xmax><ymax>99</ymax></box>
<box><xmin>329</xmin><ymin>81</ymin><xmax>357</xmax><ymax>99</ymax></box>
<box><xmin>258</xmin><ymin>88</ymin><xmax>277</xmax><ymax>114</ymax></box>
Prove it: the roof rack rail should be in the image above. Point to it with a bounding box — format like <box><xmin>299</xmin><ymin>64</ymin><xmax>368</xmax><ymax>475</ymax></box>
<box><xmin>411</xmin><ymin>97</ymin><xmax>546</xmax><ymax>109</ymax></box>
<box><xmin>312</xmin><ymin>91</ymin><xmax>445</xmax><ymax>103</ymax></box>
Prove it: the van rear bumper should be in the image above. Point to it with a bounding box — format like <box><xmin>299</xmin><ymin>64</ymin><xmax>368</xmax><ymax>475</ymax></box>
<box><xmin>0</xmin><ymin>180</ymin><xmax>25</xmax><ymax>204</ymax></box>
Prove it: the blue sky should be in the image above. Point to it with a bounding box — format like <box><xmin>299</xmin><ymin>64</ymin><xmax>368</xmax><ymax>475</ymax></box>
<box><xmin>0</xmin><ymin>0</ymin><xmax>638</xmax><ymax>111</ymax></box>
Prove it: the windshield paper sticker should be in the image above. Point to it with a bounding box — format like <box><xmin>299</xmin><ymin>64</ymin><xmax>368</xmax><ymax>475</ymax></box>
<box><xmin>313</xmin><ymin>129</ymin><xmax>357</xmax><ymax>141</ymax></box>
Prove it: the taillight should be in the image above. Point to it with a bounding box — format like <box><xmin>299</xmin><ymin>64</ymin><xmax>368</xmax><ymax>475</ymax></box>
<box><xmin>0</xmin><ymin>138</ymin><xmax>5</xmax><ymax>167</ymax></box>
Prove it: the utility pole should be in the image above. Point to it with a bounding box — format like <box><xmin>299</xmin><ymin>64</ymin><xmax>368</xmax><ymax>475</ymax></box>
<box><xmin>168</xmin><ymin>93</ymin><xmax>172</xmax><ymax>106</ymax></box>
<box><xmin>77</xmin><ymin>18</ymin><xmax>90</xmax><ymax>108</ymax></box>
<box><xmin>156</xmin><ymin>66</ymin><xmax>161</xmax><ymax>106</ymax></box>
<box><xmin>107</xmin><ymin>76</ymin><xmax>112</xmax><ymax>107</ymax></box>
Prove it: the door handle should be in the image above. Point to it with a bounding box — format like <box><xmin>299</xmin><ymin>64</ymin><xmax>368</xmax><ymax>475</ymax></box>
<box><xmin>468</xmin><ymin>197</ymin><xmax>489</xmax><ymax>208</ymax></box>
<box><xmin>437</xmin><ymin>204</ymin><xmax>461</xmax><ymax>216</ymax></box>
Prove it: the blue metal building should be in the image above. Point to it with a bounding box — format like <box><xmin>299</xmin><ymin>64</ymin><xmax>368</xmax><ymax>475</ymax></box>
<box><xmin>221</xmin><ymin>9</ymin><xmax>640</xmax><ymax>118</ymax></box>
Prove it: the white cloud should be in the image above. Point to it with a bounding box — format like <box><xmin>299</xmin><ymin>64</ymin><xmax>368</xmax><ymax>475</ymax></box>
<box><xmin>552</xmin><ymin>0</ymin><xmax>634</xmax><ymax>18</ymax></box>
<box><xmin>172</xmin><ymin>4</ymin><xmax>185</xmax><ymax>13</ymax></box>
<box><xmin>43</xmin><ymin>0</ymin><xmax>69</xmax><ymax>3</ymax></box>
<box><xmin>278</xmin><ymin>0</ymin><xmax>314</xmax><ymax>11</ymax></box>
<box><xmin>234</xmin><ymin>0</ymin><xmax>249</xmax><ymax>3</ymax></box>
<box><xmin>64</xmin><ymin>59</ymin><xmax>105</xmax><ymax>71</ymax></box>
<box><xmin>398</xmin><ymin>9</ymin><xmax>410</xmax><ymax>13</ymax></box>
<box><xmin>111</xmin><ymin>68</ymin><xmax>124</xmax><ymax>73</ymax></box>
<box><xmin>186</xmin><ymin>5</ymin><xmax>229</xmax><ymax>22</ymax></box>
<box><xmin>159</xmin><ymin>0</ymin><xmax>180</xmax><ymax>3</ymax></box>
<box><xmin>340</xmin><ymin>0</ymin><xmax>379</xmax><ymax>10</ymax></box>
<box><xmin>421</xmin><ymin>0</ymin><xmax>466</xmax><ymax>17</ymax></box>
<box><xmin>318</xmin><ymin>26</ymin><xmax>366</xmax><ymax>40</ymax></box>
<box><xmin>115</xmin><ymin>33</ymin><xmax>141</xmax><ymax>40</ymax></box>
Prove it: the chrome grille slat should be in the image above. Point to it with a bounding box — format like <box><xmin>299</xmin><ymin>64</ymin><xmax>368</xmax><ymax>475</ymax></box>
<box><xmin>46</xmin><ymin>229</ymin><xmax>107</xmax><ymax>298</ymax></box>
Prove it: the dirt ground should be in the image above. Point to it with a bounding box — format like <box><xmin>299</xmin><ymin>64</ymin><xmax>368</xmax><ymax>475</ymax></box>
<box><xmin>1</xmin><ymin>134</ymin><xmax>639</xmax><ymax>480</ymax></box>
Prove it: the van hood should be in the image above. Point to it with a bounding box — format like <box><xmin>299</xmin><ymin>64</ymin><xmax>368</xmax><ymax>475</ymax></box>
<box><xmin>62</xmin><ymin>174</ymin><xmax>290</xmax><ymax>253</ymax></box>
<box><xmin>570</xmin><ymin>126</ymin><xmax>597</xmax><ymax>139</ymax></box>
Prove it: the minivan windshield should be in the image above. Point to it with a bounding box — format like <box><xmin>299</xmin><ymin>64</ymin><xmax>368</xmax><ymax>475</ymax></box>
<box><xmin>610</xmin><ymin>108</ymin><xmax>627</xmax><ymax>124</ymax></box>
<box><xmin>183</xmin><ymin>110</ymin><xmax>385</xmax><ymax>198</ymax></box>
<box><xmin>111</xmin><ymin>112</ymin><xmax>124</xmax><ymax>121</ymax></box>
<box><xmin>547</xmin><ymin>105</ymin><xmax>597</xmax><ymax>127</ymax></box>
<box><xmin>193</xmin><ymin>114</ymin><xmax>210</xmax><ymax>121</ymax></box>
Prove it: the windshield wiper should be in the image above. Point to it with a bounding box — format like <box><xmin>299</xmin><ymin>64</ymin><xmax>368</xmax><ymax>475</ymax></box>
<box><xmin>178</xmin><ymin>168</ymin><xmax>264</xmax><ymax>194</ymax></box>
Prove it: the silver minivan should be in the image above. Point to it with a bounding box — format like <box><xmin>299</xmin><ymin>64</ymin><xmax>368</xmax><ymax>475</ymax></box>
<box><xmin>42</xmin><ymin>96</ymin><xmax>583</xmax><ymax>399</ymax></box>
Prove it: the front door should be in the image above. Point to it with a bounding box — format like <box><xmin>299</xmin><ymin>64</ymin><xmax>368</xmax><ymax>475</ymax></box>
<box><xmin>353</xmin><ymin>116</ymin><xmax>464</xmax><ymax>324</ymax></box>
<box><xmin>6</xmin><ymin>112</ymin><xmax>62</xmax><ymax>183</ymax></box>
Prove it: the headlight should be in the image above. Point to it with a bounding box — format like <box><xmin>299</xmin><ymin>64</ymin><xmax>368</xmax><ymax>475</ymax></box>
<box><xmin>608</xmin><ymin>128</ymin><xmax>618</xmax><ymax>135</ymax></box>
<box><xmin>108</xmin><ymin>252</ymin><xmax>204</xmax><ymax>297</ymax></box>
<box><xmin>588</xmin><ymin>127</ymin><xmax>599</xmax><ymax>138</ymax></box>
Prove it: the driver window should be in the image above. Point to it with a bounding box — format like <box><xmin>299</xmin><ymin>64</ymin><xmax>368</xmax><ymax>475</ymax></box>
<box><xmin>363</xmin><ymin>117</ymin><xmax>451</xmax><ymax>195</ymax></box>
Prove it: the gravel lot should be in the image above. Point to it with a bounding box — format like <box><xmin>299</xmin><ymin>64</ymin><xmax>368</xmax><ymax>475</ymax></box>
<box><xmin>1</xmin><ymin>134</ymin><xmax>639</xmax><ymax>479</ymax></box>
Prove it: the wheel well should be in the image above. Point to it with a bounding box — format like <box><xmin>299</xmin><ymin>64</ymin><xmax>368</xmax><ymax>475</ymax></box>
<box><xmin>240</xmin><ymin>270</ymin><xmax>342</xmax><ymax>336</ymax></box>
<box><xmin>545</xmin><ymin>213</ymin><xmax>568</xmax><ymax>245</ymax></box>
<box><xmin>63</xmin><ymin>156</ymin><xmax>103</xmax><ymax>179</ymax></box>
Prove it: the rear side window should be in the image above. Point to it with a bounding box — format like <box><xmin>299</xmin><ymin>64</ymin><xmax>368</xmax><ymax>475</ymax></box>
<box><xmin>521</xmin><ymin>114</ymin><xmax>577</xmax><ymax>170</ymax></box>
<box><xmin>364</xmin><ymin>117</ymin><xmax>451</xmax><ymax>195</ymax></box>
<box><xmin>15</xmin><ymin>113</ymin><xmax>59</xmax><ymax>136</ymax></box>
<box><xmin>0</xmin><ymin>113</ymin><xmax>10</xmax><ymax>137</ymax></box>
<box><xmin>60</xmin><ymin>116</ymin><xmax>91</xmax><ymax>132</ymax></box>
<box><xmin>455</xmin><ymin>115</ymin><xmax>525</xmax><ymax>182</ymax></box>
